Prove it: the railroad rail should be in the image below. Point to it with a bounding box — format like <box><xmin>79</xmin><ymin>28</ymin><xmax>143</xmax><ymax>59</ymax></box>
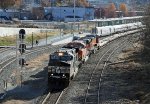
<box><xmin>83</xmin><ymin>36</ymin><xmax>133</xmax><ymax>104</ymax></box>
<box><xmin>0</xmin><ymin>48</ymin><xmax>11</xmax><ymax>54</ymax></box>
<box><xmin>35</xmin><ymin>30</ymin><xmax>140</xmax><ymax>104</ymax></box>
<box><xmin>0</xmin><ymin>44</ymin><xmax>63</xmax><ymax>73</ymax></box>
<box><xmin>41</xmin><ymin>90</ymin><xmax>64</xmax><ymax>104</ymax></box>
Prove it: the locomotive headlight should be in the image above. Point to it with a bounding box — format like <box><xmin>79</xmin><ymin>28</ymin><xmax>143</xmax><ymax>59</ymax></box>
<box><xmin>58</xmin><ymin>52</ymin><xmax>64</xmax><ymax>56</ymax></box>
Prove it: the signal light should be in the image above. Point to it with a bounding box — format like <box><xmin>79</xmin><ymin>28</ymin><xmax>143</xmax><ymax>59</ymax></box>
<box><xmin>19</xmin><ymin>58</ymin><xmax>26</xmax><ymax>66</ymax></box>
<box><xmin>19</xmin><ymin>43</ymin><xmax>26</xmax><ymax>54</ymax></box>
<box><xmin>19</xmin><ymin>29</ymin><xmax>26</xmax><ymax>39</ymax></box>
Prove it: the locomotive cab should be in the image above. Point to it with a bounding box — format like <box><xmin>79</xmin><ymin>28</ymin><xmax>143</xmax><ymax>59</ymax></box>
<box><xmin>48</xmin><ymin>49</ymin><xmax>79</xmax><ymax>86</ymax></box>
<box><xmin>62</xmin><ymin>41</ymin><xmax>89</xmax><ymax>62</ymax></box>
<box><xmin>86</xmin><ymin>34</ymin><xmax>100</xmax><ymax>50</ymax></box>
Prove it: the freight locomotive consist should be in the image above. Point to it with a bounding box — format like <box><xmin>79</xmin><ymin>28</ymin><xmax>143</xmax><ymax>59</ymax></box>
<box><xmin>47</xmin><ymin>22</ymin><xmax>142</xmax><ymax>88</ymax></box>
<box><xmin>47</xmin><ymin>34</ymin><xmax>100</xmax><ymax>86</ymax></box>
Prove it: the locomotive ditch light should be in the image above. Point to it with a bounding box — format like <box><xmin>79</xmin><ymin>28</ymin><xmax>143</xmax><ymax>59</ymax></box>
<box><xmin>19</xmin><ymin>29</ymin><xmax>26</xmax><ymax>39</ymax></box>
<box><xmin>19</xmin><ymin>43</ymin><xmax>26</xmax><ymax>54</ymax></box>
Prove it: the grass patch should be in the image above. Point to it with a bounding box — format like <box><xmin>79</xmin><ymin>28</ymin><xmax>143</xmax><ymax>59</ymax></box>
<box><xmin>25</xmin><ymin>31</ymin><xmax>60</xmax><ymax>43</ymax></box>
<box><xmin>0</xmin><ymin>31</ymin><xmax>60</xmax><ymax>46</ymax></box>
<box><xmin>0</xmin><ymin>36</ymin><xmax>16</xmax><ymax>46</ymax></box>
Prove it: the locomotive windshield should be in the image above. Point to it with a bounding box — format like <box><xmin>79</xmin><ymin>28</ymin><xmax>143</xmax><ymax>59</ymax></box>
<box><xmin>63</xmin><ymin>43</ymin><xmax>85</xmax><ymax>49</ymax></box>
<box><xmin>50</xmin><ymin>52</ymin><xmax>73</xmax><ymax>62</ymax></box>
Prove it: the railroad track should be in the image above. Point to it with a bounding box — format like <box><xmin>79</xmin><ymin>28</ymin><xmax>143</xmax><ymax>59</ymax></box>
<box><xmin>0</xmin><ymin>44</ymin><xmax>62</xmax><ymax>73</ymax></box>
<box><xmin>0</xmin><ymin>48</ymin><xmax>11</xmax><ymax>54</ymax></box>
<box><xmin>35</xmin><ymin>87</ymin><xmax>66</xmax><ymax>104</ymax></box>
<box><xmin>0</xmin><ymin>44</ymin><xmax>51</xmax><ymax>64</ymax></box>
<box><xmin>83</xmin><ymin>36</ymin><xmax>133</xmax><ymax>104</ymax></box>
<box><xmin>35</xmin><ymin>36</ymin><xmax>123</xmax><ymax>104</ymax></box>
<box><xmin>36</xmin><ymin>32</ymin><xmax>138</xmax><ymax>104</ymax></box>
<box><xmin>56</xmin><ymin>35</ymin><xmax>134</xmax><ymax>104</ymax></box>
<box><xmin>41</xmin><ymin>90</ymin><xmax>64</xmax><ymax>104</ymax></box>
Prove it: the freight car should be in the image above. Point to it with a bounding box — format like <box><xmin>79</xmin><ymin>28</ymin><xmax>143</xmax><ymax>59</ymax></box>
<box><xmin>96</xmin><ymin>22</ymin><xmax>142</xmax><ymax>36</ymax></box>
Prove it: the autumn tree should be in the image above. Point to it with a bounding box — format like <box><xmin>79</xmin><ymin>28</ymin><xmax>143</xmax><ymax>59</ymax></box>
<box><xmin>94</xmin><ymin>8</ymin><xmax>105</xmax><ymax>18</ymax></box>
<box><xmin>41</xmin><ymin>0</ymin><xmax>51</xmax><ymax>7</ymax></box>
<box><xmin>0</xmin><ymin>0</ymin><xmax>15</xmax><ymax>9</ymax></box>
<box><xmin>119</xmin><ymin>3</ymin><xmax>128</xmax><ymax>16</ymax></box>
<box><xmin>108</xmin><ymin>3</ymin><xmax>116</xmax><ymax>18</ymax></box>
<box><xmin>79</xmin><ymin>0</ymin><xmax>89</xmax><ymax>7</ymax></box>
<box><xmin>14</xmin><ymin>0</ymin><xmax>22</xmax><ymax>9</ymax></box>
<box><xmin>140</xmin><ymin>4</ymin><xmax>150</xmax><ymax>59</ymax></box>
<box><xmin>143</xmin><ymin>5</ymin><xmax>150</xmax><ymax>41</ymax></box>
<box><xmin>63</xmin><ymin>0</ymin><xmax>89</xmax><ymax>7</ymax></box>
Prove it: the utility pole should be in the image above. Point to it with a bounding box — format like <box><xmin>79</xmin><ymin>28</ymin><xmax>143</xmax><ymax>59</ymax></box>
<box><xmin>46</xmin><ymin>30</ymin><xmax>47</xmax><ymax>45</ymax></box>
<box><xmin>73</xmin><ymin>0</ymin><xmax>76</xmax><ymax>37</ymax></box>
<box><xmin>18</xmin><ymin>29</ymin><xmax>26</xmax><ymax>87</ymax></box>
<box><xmin>32</xmin><ymin>32</ymin><xmax>33</xmax><ymax>48</ymax></box>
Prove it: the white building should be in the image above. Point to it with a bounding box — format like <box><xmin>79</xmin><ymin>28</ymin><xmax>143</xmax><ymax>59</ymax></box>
<box><xmin>44</xmin><ymin>6</ymin><xmax>94</xmax><ymax>22</ymax></box>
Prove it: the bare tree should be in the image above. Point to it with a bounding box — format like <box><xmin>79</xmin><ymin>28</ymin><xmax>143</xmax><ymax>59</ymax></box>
<box><xmin>143</xmin><ymin>5</ymin><xmax>150</xmax><ymax>38</ymax></box>
<box><xmin>142</xmin><ymin>4</ymin><xmax>150</xmax><ymax>56</ymax></box>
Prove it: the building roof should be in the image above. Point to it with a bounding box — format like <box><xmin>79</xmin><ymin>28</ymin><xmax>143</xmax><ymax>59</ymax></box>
<box><xmin>89</xmin><ymin>16</ymin><xmax>143</xmax><ymax>22</ymax></box>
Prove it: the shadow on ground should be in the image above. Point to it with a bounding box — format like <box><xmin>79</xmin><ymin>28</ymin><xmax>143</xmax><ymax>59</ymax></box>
<box><xmin>0</xmin><ymin>66</ymin><xmax>66</xmax><ymax>103</ymax></box>
<box><xmin>71</xmin><ymin>46</ymin><xmax>150</xmax><ymax>103</ymax></box>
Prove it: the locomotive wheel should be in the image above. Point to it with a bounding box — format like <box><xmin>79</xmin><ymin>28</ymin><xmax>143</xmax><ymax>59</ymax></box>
<box><xmin>97</xmin><ymin>46</ymin><xmax>100</xmax><ymax>50</ymax></box>
<box><xmin>65</xmin><ymin>78</ymin><xmax>70</xmax><ymax>87</ymax></box>
<box><xmin>71</xmin><ymin>74</ymin><xmax>74</xmax><ymax>80</ymax></box>
<box><xmin>78</xmin><ymin>63</ymin><xmax>82</xmax><ymax>68</ymax></box>
<box><xmin>92</xmin><ymin>49</ymin><xmax>96</xmax><ymax>54</ymax></box>
<box><xmin>82</xmin><ymin>60</ymin><xmax>85</xmax><ymax>64</ymax></box>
